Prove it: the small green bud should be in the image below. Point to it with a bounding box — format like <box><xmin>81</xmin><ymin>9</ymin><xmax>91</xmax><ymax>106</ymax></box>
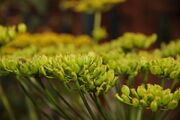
<box><xmin>167</xmin><ymin>100</ymin><xmax>178</xmax><ymax>109</ymax></box>
<box><xmin>140</xmin><ymin>99</ymin><xmax>147</xmax><ymax>107</ymax></box>
<box><xmin>150</xmin><ymin>101</ymin><xmax>158</xmax><ymax>112</ymax></box>
<box><xmin>162</xmin><ymin>94</ymin><xmax>173</xmax><ymax>105</ymax></box>
<box><xmin>92</xmin><ymin>27</ymin><xmax>107</xmax><ymax>41</ymax></box>
<box><xmin>132</xmin><ymin>98</ymin><xmax>139</xmax><ymax>107</ymax></box>
<box><xmin>173</xmin><ymin>89</ymin><xmax>180</xmax><ymax>101</ymax></box>
<box><xmin>121</xmin><ymin>94</ymin><xmax>130</xmax><ymax>103</ymax></box>
<box><xmin>121</xmin><ymin>85</ymin><xmax>130</xmax><ymax>96</ymax></box>
<box><xmin>170</xmin><ymin>71</ymin><xmax>179</xmax><ymax>79</ymax></box>
<box><xmin>115</xmin><ymin>94</ymin><xmax>123</xmax><ymax>102</ymax></box>
<box><xmin>57</xmin><ymin>71</ymin><xmax>65</xmax><ymax>81</ymax></box>
<box><xmin>150</xmin><ymin>65</ymin><xmax>162</xmax><ymax>75</ymax></box>
<box><xmin>137</xmin><ymin>85</ymin><xmax>146</xmax><ymax>97</ymax></box>
<box><xmin>131</xmin><ymin>88</ymin><xmax>139</xmax><ymax>98</ymax></box>
<box><xmin>18</xmin><ymin>23</ymin><xmax>27</xmax><ymax>33</ymax></box>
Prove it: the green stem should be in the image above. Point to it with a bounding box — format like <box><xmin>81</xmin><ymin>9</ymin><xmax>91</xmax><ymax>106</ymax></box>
<box><xmin>47</xmin><ymin>79</ymin><xmax>84</xmax><ymax>120</ymax></box>
<box><xmin>142</xmin><ymin>71</ymin><xmax>148</xmax><ymax>84</ymax></box>
<box><xmin>130</xmin><ymin>107</ymin><xmax>136</xmax><ymax>120</ymax></box>
<box><xmin>171</xmin><ymin>79</ymin><xmax>178</xmax><ymax>90</ymax></box>
<box><xmin>37</xmin><ymin>78</ymin><xmax>72</xmax><ymax>120</ymax></box>
<box><xmin>160</xmin><ymin>78</ymin><xmax>165</xmax><ymax>88</ymax></box>
<box><xmin>0</xmin><ymin>83</ymin><xmax>16</xmax><ymax>120</ymax></box>
<box><xmin>94</xmin><ymin>11</ymin><xmax>101</xmax><ymax>30</ymax></box>
<box><xmin>79</xmin><ymin>90</ymin><xmax>96</xmax><ymax>120</ymax></box>
<box><xmin>91</xmin><ymin>93</ymin><xmax>108</xmax><ymax>120</ymax></box>
<box><xmin>115</xmin><ymin>79</ymin><xmax>126</xmax><ymax>120</ymax></box>
<box><xmin>136</xmin><ymin>107</ymin><xmax>143</xmax><ymax>120</ymax></box>
<box><xmin>93</xmin><ymin>11</ymin><xmax>102</xmax><ymax>42</ymax></box>
<box><xmin>19</xmin><ymin>76</ymin><xmax>71</xmax><ymax>120</ymax></box>
<box><xmin>25</xmin><ymin>96</ymin><xmax>38</xmax><ymax>120</ymax></box>
<box><xmin>17</xmin><ymin>78</ymin><xmax>54</xmax><ymax>120</ymax></box>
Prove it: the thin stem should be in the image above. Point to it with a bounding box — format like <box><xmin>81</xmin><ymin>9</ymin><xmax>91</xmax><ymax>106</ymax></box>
<box><xmin>91</xmin><ymin>93</ymin><xmax>108</xmax><ymax>120</ymax></box>
<box><xmin>79</xmin><ymin>90</ymin><xmax>96</xmax><ymax>120</ymax></box>
<box><xmin>18</xmin><ymin>76</ymin><xmax>71</xmax><ymax>120</ymax></box>
<box><xmin>37</xmin><ymin>78</ymin><xmax>72</xmax><ymax>120</ymax></box>
<box><xmin>94</xmin><ymin>11</ymin><xmax>101</xmax><ymax>30</ymax></box>
<box><xmin>25</xmin><ymin>96</ymin><xmax>38</xmax><ymax>120</ymax></box>
<box><xmin>115</xmin><ymin>79</ymin><xmax>126</xmax><ymax>120</ymax></box>
<box><xmin>136</xmin><ymin>107</ymin><xmax>143</xmax><ymax>120</ymax></box>
<box><xmin>0</xmin><ymin>83</ymin><xmax>16</xmax><ymax>120</ymax></box>
<box><xmin>93</xmin><ymin>11</ymin><xmax>102</xmax><ymax>42</ymax></box>
<box><xmin>160</xmin><ymin>78</ymin><xmax>165</xmax><ymax>88</ymax></box>
<box><xmin>47</xmin><ymin>79</ymin><xmax>84</xmax><ymax>119</ymax></box>
<box><xmin>171</xmin><ymin>79</ymin><xmax>178</xmax><ymax>90</ymax></box>
<box><xmin>142</xmin><ymin>71</ymin><xmax>148</xmax><ymax>84</ymax></box>
<box><xmin>130</xmin><ymin>107</ymin><xmax>136</xmax><ymax>120</ymax></box>
<box><xmin>17</xmin><ymin>78</ymin><xmax>54</xmax><ymax>120</ymax></box>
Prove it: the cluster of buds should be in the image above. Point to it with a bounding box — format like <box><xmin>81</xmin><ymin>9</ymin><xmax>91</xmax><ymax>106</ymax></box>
<box><xmin>61</xmin><ymin>0</ymin><xmax>125</xmax><ymax>13</ymax></box>
<box><xmin>160</xmin><ymin>40</ymin><xmax>180</xmax><ymax>57</ymax></box>
<box><xmin>149</xmin><ymin>58</ymin><xmax>180</xmax><ymax>79</ymax></box>
<box><xmin>115</xmin><ymin>84</ymin><xmax>180</xmax><ymax>112</ymax></box>
<box><xmin>0</xmin><ymin>23</ymin><xmax>26</xmax><ymax>46</ymax></box>
<box><xmin>116</xmin><ymin>33</ymin><xmax>157</xmax><ymax>51</ymax></box>
<box><xmin>5</xmin><ymin>33</ymin><xmax>92</xmax><ymax>49</ymax></box>
<box><xmin>0</xmin><ymin>52</ymin><xmax>117</xmax><ymax>96</ymax></box>
<box><xmin>103</xmin><ymin>52</ymin><xmax>180</xmax><ymax>80</ymax></box>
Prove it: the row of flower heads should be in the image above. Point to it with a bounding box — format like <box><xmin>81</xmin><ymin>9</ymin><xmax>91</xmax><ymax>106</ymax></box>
<box><xmin>0</xmin><ymin>23</ymin><xmax>180</xmax><ymax>57</ymax></box>
<box><xmin>0</xmin><ymin>51</ymin><xmax>179</xmax><ymax>111</ymax></box>
<box><xmin>0</xmin><ymin>23</ymin><xmax>179</xmax><ymax>113</ymax></box>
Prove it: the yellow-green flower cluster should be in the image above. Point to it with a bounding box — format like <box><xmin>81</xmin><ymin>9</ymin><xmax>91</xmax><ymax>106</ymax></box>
<box><xmin>115</xmin><ymin>32</ymin><xmax>157</xmax><ymax>51</ymax></box>
<box><xmin>2</xmin><ymin>33</ymin><xmax>92</xmax><ymax>54</ymax></box>
<box><xmin>0</xmin><ymin>23</ymin><xmax>26</xmax><ymax>46</ymax></box>
<box><xmin>61</xmin><ymin>0</ymin><xmax>125</xmax><ymax>12</ymax></box>
<box><xmin>149</xmin><ymin>58</ymin><xmax>180</xmax><ymax>79</ymax></box>
<box><xmin>160</xmin><ymin>40</ymin><xmax>180</xmax><ymax>57</ymax></box>
<box><xmin>116</xmin><ymin>84</ymin><xmax>180</xmax><ymax>112</ymax></box>
<box><xmin>0</xmin><ymin>52</ymin><xmax>116</xmax><ymax>96</ymax></box>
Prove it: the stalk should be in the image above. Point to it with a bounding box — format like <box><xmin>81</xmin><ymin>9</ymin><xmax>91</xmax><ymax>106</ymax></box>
<box><xmin>136</xmin><ymin>107</ymin><xmax>143</xmax><ymax>120</ymax></box>
<box><xmin>93</xmin><ymin>11</ymin><xmax>102</xmax><ymax>42</ymax></box>
<box><xmin>76</xmin><ymin>79</ymin><xmax>96</xmax><ymax>120</ymax></box>
<box><xmin>79</xmin><ymin>90</ymin><xmax>96</xmax><ymax>120</ymax></box>
<box><xmin>94</xmin><ymin>11</ymin><xmax>101</xmax><ymax>31</ymax></box>
<box><xmin>91</xmin><ymin>93</ymin><xmax>109</xmax><ymax>120</ymax></box>
<box><xmin>47</xmin><ymin>79</ymin><xmax>84</xmax><ymax>120</ymax></box>
<box><xmin>17</xmin><ymin>78</ymin><xmax>54</xmax><ymax>120</ymax></box>
<box><xmin>25</xmin><ymin>96</ymin><xmax>38</xmax><ymax>120</ymax></box>
<box><xmin>0</xmin><ymin>84</ymin><xmax>16</xmax><ymax>120</ymax></box>
<box><xmin>171</xmin><ymin>79</ymin><xmax>178</xmax><ymax>90</ymax></box>
<box><xmin>142</xmin><ymin>71</ymin><xmax>148</xmax><ymax>84</ymax></box>
<box><xmin>115</xmin><ymin>79</ymin><xmax>126</xmax><ymax>120</ymax></box>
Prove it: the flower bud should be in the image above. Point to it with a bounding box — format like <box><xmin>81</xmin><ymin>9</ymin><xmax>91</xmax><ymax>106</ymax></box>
<box><xmin>137</xmin><ymin>85</ymin><xmax>146</xmax><ymax>97</ymax></box>
<box><xmin>115</xmin><ymin>94</ymin><xmax>123</xmax><ymax>102</ymax></box>
<box><xmin>121</xmin><ymin>94</ymin><xmax>130</xmax><ymax>103</ymax></box>
<box><xmin>131</xmin><ymin>88</ymin><xmax>139</xmax><ymax>98</ymax></box>
<box><xmin>132</xmin><ymin>98</ymin><xmax>139</xmax><ymax>107</ymax></box>
<box><xmin>121</xmin><ymin>85</ymin><xmax>130</xmax><ymax>96</ymax></box>
<box><xmin>150</xmin><ymin>101</ymin><xmax>158</xmax><ymax>112</ymax></box>
<box><xmin>140</xmin><ymin>99</ymin><xmax>147</xmax><ymax>107</ymax></box>
<box><xmin>18</xmin><ymin>23</ymin><xmax>27</xmax><ymax>33</ymax></box>
<box><xmin>167</xmin><ymin>100</ymin><xmax>178</xmax><ymax>109</ymax></box>
<box><xmin>150</xmin><ymin>65</ymin><xmax>162</xmax><ymax>75</ymax></box>
<box><xmin>173</xmin><ymin>89</ymin><xmax>180</xmax><ymax>101</ymax></box>
<box><xmin>162</xmin><ymin>94</ymin><xmax>173</xmax><ymax>105</ymax></box>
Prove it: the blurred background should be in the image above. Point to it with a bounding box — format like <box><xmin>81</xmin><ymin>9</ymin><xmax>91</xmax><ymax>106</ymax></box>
<box><xmin>0</xmin><ymin>0</ymin><xmax>180</xmax><ymax>44</ymax></box>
